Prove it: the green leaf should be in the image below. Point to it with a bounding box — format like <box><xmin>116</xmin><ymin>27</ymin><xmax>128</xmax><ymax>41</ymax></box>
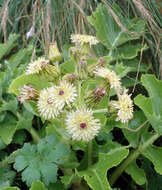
<box><xmin>134</xmin><ymin>74</ymin><xmax>162</xmax><ymax>134</ymax></box>
<box><xmin>8</xmin><ymin>74</ymin><xmax>51</xmax><ymax>96</ymax></box>
<box><xmin>79</xmin><ymin>147</ymin><xmax>129</xmax><ymax>190</ymax></box>
<box><xmin>8</xmin><ymin>45</ymin><xmax>33</xmax><ymax>71</ymax></box>
<box><xmin>142</xmin><ymin>159</ymin><xmax>162</xmax><ymax>190</ymax></box>
<box><xmin>125</xmin><ymin>161</ymin><xmax>146</xmax><ymax>185</ymax></box>
<box><xmin>0</xmin><ymin>34</ymin><xmax>19</xmax><ymax>60</ymax></box>
<box><xmin>12</xmin><ymin>130</ymin><xmax>26</xmax><ymax>145</ymax></box>
<box><xmin>0</xmin><ymin>115</ymin><xmax>17</xmax><ymax>145</ymax></box>
<box><xmin>0</xmin><ymin>187</ymin><xmax>20</xmax><ymax>190</ymax></box>
<box><xmin>141</xmin><ymin>74</ymin><xmax>162</xmax><ymax>115</ymax></box>
<box><xmin>142</xmin><ymin>145</ymin><xmax>162</xmax><ymax>175</ymax></box>
<box><xmin>123</xmin><ymin>59</ymin><xmax>151</xmax><ymax>73</ymax></box>
<box><xmin>0</xmin><ymin>138</ymin><xmax>6</xmax><ymax>150</ymax></box>
<box><xmin>60</xmin><ymin>60</ymin><xmax>75</xmax><ymax>74</ymax></box>
<box><xmin>1</xmin><ymin>98</ymin><xmax>18</xmax><ymax>112</ymax></box>
<box><xmin>47</xmin><ymin>181</ymin><xmax>65</xmax><ymax>190</ymax></box>
<box><xmin>122</xmin><ymin>111</ymin><xmax>149</xmax><ymax>148</ymax></box>
<box><xmin>16</xmin><ymin>109</ymin><xmax>34</xmax><ymax>130</ymax></box>
<box><xmin>14</xmin><ymin>135</ymin><xmax>70</xmax><ymax>186</ymax></box>
<box><xmin>0</xmin><ymin>166</ymin><xmax>16</xmax><ymax>188</ymax></box>
<box><xmin>30</xmin><ymin>181</ymin><xmax>47</xmax><ymax>190</ymax></box>
<box><xmin>88</xmin><ymin>4</ymin><xmax>145</xmax><ymax>50</ymax></box>
<box><xmin>111</xmin><ymin>43</ymin><xmax>147</xmax><ymax>60</ymax></box>
<box><xmin>23</xmin><ymin>101</ymin><xmax>39</xmax><ymax>116</ymax></box>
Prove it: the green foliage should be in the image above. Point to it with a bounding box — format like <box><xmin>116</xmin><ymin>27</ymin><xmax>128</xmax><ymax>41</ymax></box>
<box><xmin>9</xmin><ymin>74</ymin><xmax>50</xmax><ymax>96</ymax></box>
<box><xmin>125</xmin><ymin>161</ymin><xmax>146</xmax><ymax>185</ymax></box>
<box><xmin>0</xmin><ymin>1</ymin><xmax>161</xmax><ymax>189</ymax></box>
<box><xmin>122</xmin><ymin>111</ymin><xmax>149</xmax><ymax>148</ymax></box>
<box><xmin>30</xmin><ymin>181</ymin><xmax>47</xmax><ymax>190</ymax></box>
<box><xmin>0</xmin><ymin>114</ymin><xmax>17</xmax><ymax>145</ymax></box>
<box><xmin>142</xmin><ymin>145</ymin><xmax>162</xmax><ymax>175</ymax></box>
<box><xmin>0</xmin><ymin>187</ymin><xmax>19</xmax><ymax>190</ymax></box>
<box><xmin>79</xmin><ymin>147</ymin><xmax>129</xmax><ymax>190</ymax></box>
<box><xmin>134</xmin><ymin>74</ymin><xmax>162</xmax><ymax>134</ymax></box>
<box><xmin>0</xmin><ymin>34</ymin><xmax>19</xmax><ymax>60</ymax></box>
<box><xmin>14</xmin><ymin>135</ymin><xmax>70</xmax><ymax>186</ymax></box>
<box><xmin>88</xmin><ymin>4</ymin><xmax>145</xmax><ymax>50</ymax></box>
<box><xmin>142</xmin><ymin>159</ymin><xmax>162</xmax><ymax>190</ymax></box>
<box><xmin>12</xmin><ymin>130</ymin><xmax>27</xmax><ymax>145</ymax></box>
<box><xmin>0</xmin><ymin>166</ymin><xmax>16</xmax><ymax>188</ymax></box>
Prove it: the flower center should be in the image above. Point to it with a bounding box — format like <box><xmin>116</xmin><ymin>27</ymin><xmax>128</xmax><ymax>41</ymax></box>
<box><xmin>41</xmin><ymin>61</ymin><xmax>47</xmax><ymax>67</ymax></box>
<box><xmin>80</xmin><ymin>122</ymin><xmax>87</xmax><ymax>129</ymax></box>
<box><xmin>47</xmin><ymin>98</ymin><xmax>53</xmax><ymax>104</ymax></box>
<box><xmin>59</xmin><ymin>90</ymin><xmax>64</xmax><ymax>96</ymax></box>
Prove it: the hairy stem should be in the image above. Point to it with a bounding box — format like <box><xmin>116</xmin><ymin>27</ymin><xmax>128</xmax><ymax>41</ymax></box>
<box><xmin>28</xmin><ymin>127</ymin><xmax>40</xmax><ymax>143</ymax></box>
<box><xmin>93</xmin><ymin>108</ymin><xmax>108</xmax><ymax>113</ymax></box>
<box><xmin>88</xmin><ymin>140</ymin><xmax>93</xmax><ymax>168</ymax></box>
<box><xmin>109</xmin><ymin>133</ymin><xmax>160</xmax><ymax>186</ymax></box>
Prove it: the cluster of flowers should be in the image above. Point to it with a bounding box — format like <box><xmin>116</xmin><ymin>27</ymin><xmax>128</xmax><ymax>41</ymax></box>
<box><xmin>17</xmin><ymin>34</ymin><xmax>133</xmax><ymax>142</ymax></box>
<box><xmin>94</xmin><ymin>67</ymin><xmax>133</xmax><ymax>123</ymax></box>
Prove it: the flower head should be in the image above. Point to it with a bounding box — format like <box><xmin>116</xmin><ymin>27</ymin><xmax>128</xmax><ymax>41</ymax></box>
<box><xmin>94</xmin><ymin>67</ymin><xmax>122</xmax><ymax>93</ymax></box>
<box><xmin>25</xmin><ymin>57</ymin><xmax>49</xmax><ymax>75</ymax></box>
<box><xmin>52</xmin><ymin>81</ymin><xmax>77</xmax><ymax>108</ymax></box>
<box><xmin>17</xmin><ymin>85</ymin><xmax>37</xmax><ymax>103</ymax></box>
<box><xmin>71</xmin><ymin>34</ymin><xmax>99</xmax><ymax>46</ymax></box>
<box><xmin>115</xmin><ymin>89</ymin><xmax>133</xmax><ymax>123</ymax></box>
<box><xmin>37</xmin><ymin>87</ymin><xmax>61</xmax><ymax>119</ymax></box>
<box><xmin>66</xmin><ymin>107</ymin><xmax>101</xmax><ymax>142</ymax></box>
<box><xmin>94</xmin><ymin>67</ymin><xmax>110</xmax><ymax>78</ymax></box>
<box><xmin>107</xmin><ymin>70</ymin><xmax>122</xmax><ymax>93</ymax></box>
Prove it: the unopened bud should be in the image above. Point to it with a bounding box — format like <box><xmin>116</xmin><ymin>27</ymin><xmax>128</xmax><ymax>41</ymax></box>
<box><xmin>63</xmin><ymin>74</ymin><xmax>77</xmax><ymax>83</ymax></box>
<box><xmin>85</xmin><ymin>86</ymin><xmax>106</xmax><ymax>108</ymax></box>
<box><xmin>48</xmin><ymin>42</ymin><xmax>62</xmax><ymax>63</ymax></box>
<box><xmin>98</xmin><ymin>58</ymin><xmax>106</xmax><ymax>67</ymax></box>
<box><xmin>93</xmin><ymin>86</ymin><xmax>106</xmax><ymax>99</ymax></box>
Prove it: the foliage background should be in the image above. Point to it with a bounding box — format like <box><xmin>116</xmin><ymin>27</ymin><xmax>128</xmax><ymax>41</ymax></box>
<box><xmin>0</xmin><ymin>0</ymin><xmax>161</xmax><ymax>77</ymax></box>
<box><xmin>0</xmin><ymin>0</ymin><xmax>162</xmax><ymax>190</ymax></box>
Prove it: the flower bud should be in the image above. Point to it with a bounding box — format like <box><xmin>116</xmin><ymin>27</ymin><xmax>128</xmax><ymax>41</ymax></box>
<box><xmin>63</xmin><ymin>74</ymin><xmax>77</xmax><ymax>83</ymax></box>
<box><xmin>17</xmin><ymin>85</ymin><xmax>38</xmax><ymax>104</ymax></box>
<box><xmin>48</xmin><ymin>42</ymin><xmax>62</xmax><ymax>63</ymax></box>
<box><xmin>85</xmin><ymin>86</ymin><xmax>106</xmax><ymax>108</ymax></box>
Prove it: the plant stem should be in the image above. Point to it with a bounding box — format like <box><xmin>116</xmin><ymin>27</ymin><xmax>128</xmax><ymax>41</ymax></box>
<box><xmin>88</xmin><ymin>140</ymin><xmax>93</xmax><ymax>168</ymax></box>
<box><xmin>28</xmin><ymin>127</ymin><xmax>40</xmax><ymax>143</ymax></box>
<box><xmin>78</xmin><ymin>81</ymin><xmax>82</xmax><ymax>108</ymax></box>
<box><xmin>109</xmin><ymin>133</ymin><xmax>160</xmax><ymax>186</ymax></box>
<box><xmin>93</xmin><ymin>108</ymin><xmax>108</xmax><ymax>113</ymax></box>
<box><xmin>124</xmin><ymin>120</ymin><xmax>149</xmax><ymax>132</ymax></box>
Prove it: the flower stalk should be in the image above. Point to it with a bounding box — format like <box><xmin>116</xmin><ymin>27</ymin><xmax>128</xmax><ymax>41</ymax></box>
<box><xmin>88</xmin><ymin>140</ymin><xmax>93</xmax><ymax>168</ymax></box>
<box><xmin>109</xmin><ymin>133</ymin><xmax>160</xmax><ymax>186</ymax></box>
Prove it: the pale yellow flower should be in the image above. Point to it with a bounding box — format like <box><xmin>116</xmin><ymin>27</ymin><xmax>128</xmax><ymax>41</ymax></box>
<box><xmin>71</xmin><ymin>34</ymin><xmax>99</xmax><ymax>46</ymax></box>
<box><xmin>52</xmin><ymin>81</ymin><xmax>77</xmax><ymax>108</ymax></box>
<box><xmin>25</xmin><ymin>57</ymin><xmax>49</xmax><ymax>75</ymax></box>
<box><xmin>66</xmin><ymin>107</ymin><xmax>101</xmax><ymax>142</ymax></box>
<box><xmin>94</xmin><ymin>67</ymin><xmax>110</xmax><ymax>78</ymax></box>
<box><xmin>94</xmin><ymin>67</ymin><xmax>122</xmax><ymax>93</ymax></box>
<box><xmin>37</xmin><ymin>87</ymin><xmax>61</xmax><ymax>119</ymax></box>
<box><xmin>107</xmin><ymin>70</ymin><xmax>122</xmax><ymax>93</ymax></box>
<box><xmin>115</xmin><ymin>89</ymin><xmax>133</xmax><ymax>123</ymax></box>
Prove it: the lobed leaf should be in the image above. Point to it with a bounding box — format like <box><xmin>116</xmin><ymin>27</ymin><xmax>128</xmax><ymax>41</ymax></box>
<box><xmin>134</xmin><ymin>74</ymin><xmax>162</xmax><ymax>135</ymax></box>
<box><xmin>79</xmin><ymin>147</ymin><xmax>129</xmax><ymax>190</ymax></box>
<box><xmin>125</xmin><ymin>161</ymin><xmax>146</xmax><ymax>185</ymax></box>
<box><xmin>14</xmin><ymin>135</ymin><xmax>70</xmax><ymax>186</ymax></box>
<box><xmin>88</xmin><ymin>4</ymin><xmax>145</xmax><ymax>50</ymax></box>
